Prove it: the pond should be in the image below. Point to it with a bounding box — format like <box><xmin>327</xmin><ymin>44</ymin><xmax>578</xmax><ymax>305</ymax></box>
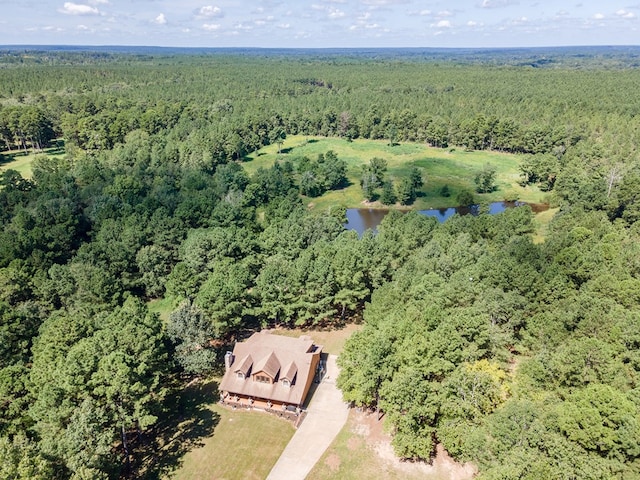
<box><xmin>344</xmin><ymin>201</ymin><xmax>548</xmax><ymax>236</ymax></box>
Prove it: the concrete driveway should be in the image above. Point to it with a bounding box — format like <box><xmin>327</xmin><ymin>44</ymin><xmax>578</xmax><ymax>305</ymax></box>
<box><xmin>266</xmin><ymin>354</ymin><xmax>349</xmax><ymax>480</ymax></box>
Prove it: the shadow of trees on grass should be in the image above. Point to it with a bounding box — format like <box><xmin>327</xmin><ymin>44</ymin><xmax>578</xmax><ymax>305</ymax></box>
<box><xmin>132</xmin><ymin>379</ymin><xmax>220</xmax><ymax>479</ymax></box>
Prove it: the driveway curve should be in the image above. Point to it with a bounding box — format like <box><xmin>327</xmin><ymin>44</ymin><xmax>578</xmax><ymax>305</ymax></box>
<box><xmin>266</xmin><ymin>354</ymin><xmax>349</xmax><ymax>480</ymax></box>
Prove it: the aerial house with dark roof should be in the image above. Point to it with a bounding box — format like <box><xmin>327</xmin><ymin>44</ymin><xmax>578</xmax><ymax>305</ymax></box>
<box><xmin>219</xmin><ymin>331</ymin><xmax>323</xmax><ymax>411</ymax></box>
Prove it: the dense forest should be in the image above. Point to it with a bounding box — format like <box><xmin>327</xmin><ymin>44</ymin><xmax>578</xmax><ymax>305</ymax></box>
<box><xmin>1</xmin><ymin>47</ymin><xmax>640</xmax><ymax>479</ymax></box>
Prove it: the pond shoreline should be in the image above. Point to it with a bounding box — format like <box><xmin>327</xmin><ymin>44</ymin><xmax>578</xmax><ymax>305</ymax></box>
<box><xmin>344</xmin><ymin>201</ymin><xmax>549</xmax><ymax>235</ymax></box>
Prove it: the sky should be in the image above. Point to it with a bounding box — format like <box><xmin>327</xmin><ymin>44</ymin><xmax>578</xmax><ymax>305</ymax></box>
<box><xmin>0</xmin><ymin>0</ymin><xmax>639</xmax><ymax>48</ymax></box>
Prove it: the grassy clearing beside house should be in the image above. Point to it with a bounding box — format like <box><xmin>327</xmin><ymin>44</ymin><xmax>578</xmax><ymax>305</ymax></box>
<box><xmin>166</xmin><ymin>405</ymin><xmax>295</xmax><ymax>480</ymax></box>
<box><xmin>243</xmin><ymin>135</ymin><xmax>544</xmax><ymax>211</ymax></box>
<box><xmin>143</xmin><ymin>378</ymin><xmax>295</xmax><ymax>480</ymax></box>
<box><xmin>272</xmin><ymin>323</ymin><xmax>361</xmax><ymax>356</ymax></box>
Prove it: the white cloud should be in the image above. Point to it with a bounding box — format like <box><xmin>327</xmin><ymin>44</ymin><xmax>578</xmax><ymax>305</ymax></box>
<box><xmin>312</xmin><ymin>3</ymin><xmax>347</xmax><ymax>19</ymax></box>
<box><xmin>59</xmin><ymin>2</ymin><xmax>99</xmax><ymax>15</ymax></box>
<box><xmin>361</xmin><ymin>0</ymin><xmax>408</xmax><ymax>5</ymax></box>
<box><xmin>197</xmin><ymin>5</ymin><xmax>222</xmax><ymax>19</ymax></box>
<box><xmin>278</xmin><ymin>23</ymin><xmax>290</xmax><ymax>29</ymax></box>
<box><xmin>616</xmin><ymin>9</ymin><xmax>636</xmax><ymax>19</ymax></box>
<box><xmin>435</xmin><ymin>20</ymin><xmax>451</xmax><ymax>28</ymax></box>
<box><xmin>88</xmin><ymin>0</ymin><xmax>108</xmax><ymax>4</ymax></box>
<box><xmin>437</xmin><ymin>10</ymin><xmax>453</xmax><ymax>17</ymax></box>
<box><xmin>233</xmin><ymin>23</ymin><xmax>252</xmax><ymax>31</ymax></box>
<box><xmin>26</xmin><ymin>25</ymin><xmax>64</xmax><ymax>32</ymax></box>
<box><xmin>202</xmin><ymin>23</ymin><xmax>220</xmax><ymax>31</ymax></box>
<box><xmin>77</xmin><ymin>24</ymin><xmax>89</xmax><ymax>30</ymax></box>
<box><xmin>593</xmin><ymin>13</ymin><xmax>605</xmax><ymax>19</ymax></box>
<box><xmin>153</xmin><ymin>13</ymin><xmax>167</xmax><ymax>25</ymax></box>
<box><xmin>467</xmin><ymin>20</ymin><xmax>478</xmax><ymax>26</ymax></box>
<box><xmin>419</xmin><ymin>9</ymin><xmax>431</xmax><ymax>16</ymax></box>
<box><xmin>254</xmin><ymin>15</ymin><xmax>275</xmax><ymax>26</ymax></box>
<box><xmin>480</xmin><ymin>0</ymin><xmax>515</xmax><ymax>8</ymax></box>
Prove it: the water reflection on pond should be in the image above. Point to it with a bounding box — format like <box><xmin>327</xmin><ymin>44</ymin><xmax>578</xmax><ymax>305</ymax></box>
<box><xmin>344</xmin><ymin>201</ymin><xmax>548</xmax><ymax>236</ymax></box>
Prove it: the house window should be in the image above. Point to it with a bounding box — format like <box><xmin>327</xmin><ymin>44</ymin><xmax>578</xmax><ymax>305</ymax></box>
<box><xmin>237</xmin><ymin>372</ymin><xmax>245</xmax><ymax>379</ymax></box>
<box><xmin>255</xmin><ymin>375</ymin><xmax>271</xmax><ymax>383</ymax></box>
<box><xmin>282</xmin><ymin>379</ymin><xmax>290</xmax><ymax>387</ymax></box>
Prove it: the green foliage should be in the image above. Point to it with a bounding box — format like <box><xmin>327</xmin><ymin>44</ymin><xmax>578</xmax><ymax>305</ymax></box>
<box><xmin>474</xmin><ymin>163</ymin><xmax>497</xmax><ymax>193</ymax></box>
<box><xmin>28</xmin><ymin>298</ymin><xmax>169</xmax><ymax>476</ymax></box>
<box><xmin>0</xmin><ymin>434</ymin><xmax>56</xmax><ymax>480</ymax></box>
<box><xmin>338</xmin><ymin>206</ymin><xmax>640</xmax><ymax>478</ymax></box>
<box><xmin>397</xmin><ymin>177</ymin><xmax>416</xmax><ymax>205</ymax></box>
<box><xmin>456</xmin><ymin>189</ymin><xmax>475</xmax><ymax>206</ymax></box>
<box><xmin>195</xmin><ymin>259</ymin><xmax>252</xmax><ymax>337</ymax></box>
<box><xmin>380</xmin><ymin>181</ymin><xmax>397</xmax><ymax>205</ymax></box>
<box><xmin>297</xmin><ymin>150</ymin><xmax>348</xmax><ymax>197</ymax></box>
<box><xmin>167</xmin><ymin>301</ymin><xmax>217</xmax><ymax>375</ymax></box>
<box><xmin>360</xmin><ymin>157</ymin><xmax>387</xmax><ymax>201</ymax></box>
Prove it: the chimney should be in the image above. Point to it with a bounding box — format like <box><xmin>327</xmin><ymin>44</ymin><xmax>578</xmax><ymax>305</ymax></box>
<box><xmin>224</xmin><ymin>351</ymin><xmax>234</xmax><ymax>371</ymax></box>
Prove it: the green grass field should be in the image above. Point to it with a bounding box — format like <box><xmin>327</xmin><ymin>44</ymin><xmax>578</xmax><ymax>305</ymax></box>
<box><xmin>137</xmin><ymin>378</ymin><xmax>294</xmax><ymax>480</ymax></box>
<box><xmin>0</xmin><ymin>144</ymin><xmax>66</xmax><ymax>178</ymax></box>
<box><xmin>166</xmin><ymin>405</ymin><xmax>295</xmax><ymax>480</ymax></box>
<box><xmin>244</xmin><ymin>135</ymin><xmax>545</xmax><ymax>211</ymax></box>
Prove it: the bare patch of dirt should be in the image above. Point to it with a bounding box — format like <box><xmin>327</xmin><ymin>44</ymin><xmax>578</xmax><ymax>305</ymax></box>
<box><xmin>325</xmin><ymin>453</ymin><xmax>341</xmax><ymax>472</ymax></box>
<box><xmin>351</xmin><ymin>409</ymin><xmax>477</xmax><ymax>480</ymax></box>
<box><xmin>347</xmin><ymin>435</ymin><xmax>362</xmax><ymax>451</ymax></box>
<box><xmin>360</xmin><ymin>199</ymin><xmax>382</xmax><ymax>208</ymax></box>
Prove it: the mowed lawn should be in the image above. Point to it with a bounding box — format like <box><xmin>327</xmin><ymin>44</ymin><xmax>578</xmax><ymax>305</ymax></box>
<box><xmin>243</xmin><ymin>135</ymin><xmax>545</xmax><ymax>211</ymax></box>
<box><xmin>166</xmin><ymin>405</ymin><xmax>295</xmax><ymax>480</ymax></box>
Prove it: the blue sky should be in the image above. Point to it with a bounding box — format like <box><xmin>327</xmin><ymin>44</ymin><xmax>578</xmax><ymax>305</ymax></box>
<box><xmin>1</xmin><ymin>0</ymin><xmax>638</xmax><ymax>48</ymax></box>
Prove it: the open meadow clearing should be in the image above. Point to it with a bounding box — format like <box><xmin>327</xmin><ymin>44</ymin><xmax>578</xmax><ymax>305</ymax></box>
<box><xmin>244</xmin><ymin>135</ymin><xmax>546</xmax><ymax>211</ymax></box>
<box><xmin>0</xmin><ymin>144</ymin><xmax>66</xmax><ymax>178</ymax></box>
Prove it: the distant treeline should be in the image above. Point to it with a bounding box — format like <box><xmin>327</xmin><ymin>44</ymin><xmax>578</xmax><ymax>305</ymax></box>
<box><xmin>2</xmin><ymin>51</ymin><xmax>640</xmax><ymax>211</ymax></box>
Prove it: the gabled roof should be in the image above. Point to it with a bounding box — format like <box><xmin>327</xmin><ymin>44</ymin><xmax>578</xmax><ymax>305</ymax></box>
<box><xmin>281</xmin><ymin>361</ymin><xmax>298</xmax><ymax>382</ymax></box>
<box><xmin>252</xmin><ymin>351</ymin><xmax>280</xmax><ymax>379</ymax></box>
<box><xmin>234</xmin><ymin>354</ymin><xmax>253</xmax><ymax>376</ymax></box>
<box><xmin>219</xmin><ymin>331</ymin><xmax>322</xmax><ymax>406</ymax></box>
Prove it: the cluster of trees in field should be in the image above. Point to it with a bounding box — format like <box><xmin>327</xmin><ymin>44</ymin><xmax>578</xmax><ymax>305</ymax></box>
<box><xmin>360</xmin><ymin>157</ymin><xmax>425</xmax><ymax>206</ymax></box>
<box><xmin>1</xmin><ymin>49</ymin><xmax>640</xmax><ymax>479</ymax></box>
